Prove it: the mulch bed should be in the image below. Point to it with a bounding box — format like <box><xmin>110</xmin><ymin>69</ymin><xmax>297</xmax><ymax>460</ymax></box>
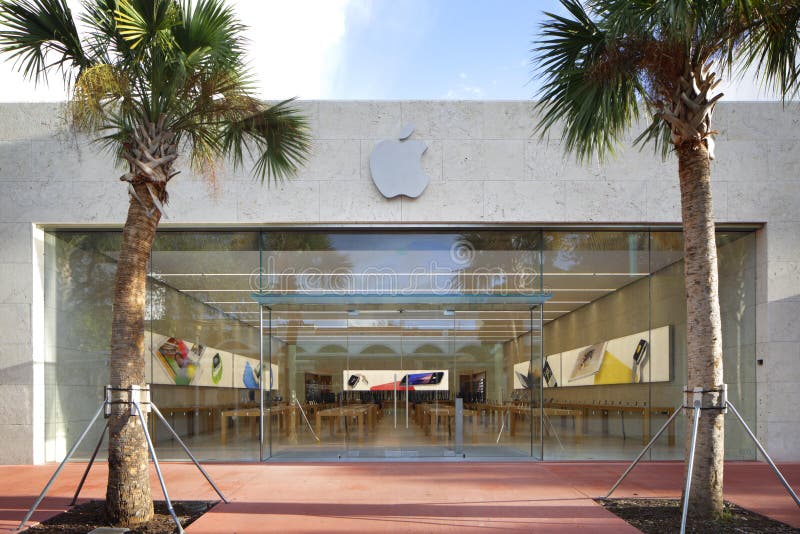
<box><xmin>22</xmin><ymin>500</ymin><xmax>216</xmax><ymax>533</ymax></box>
<box><xmin>597</xmin><ymin>498</ymin><xmax>800</xmax><ymax>533</ymax></box>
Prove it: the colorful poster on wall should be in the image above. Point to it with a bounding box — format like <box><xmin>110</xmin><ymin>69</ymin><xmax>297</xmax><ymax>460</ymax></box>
<box><xmin>513</xmin><ymin>325</ymin><xmax>671</xmax><ymax>388</ymax></box>
<box><xmin>233</xmin><ymin>356</ymin><xmax>280</xmax><ymax>390</ymax></box>
<box><xmin>342</xmin><ymin>370</ymin><xmax>449</xmax><ymax>391</ymax></box>
<box><xmin>146</xmin><ymin>333</ymin><xmax>207</xmax><ymax>386</ymax></box>
<box><xmin>196</xmin><ymin>350</ymin><xmax>232</xmax><ymax>387</ymax></box>
<box><xmin>512</xmin><ymin>361</ymin><xmax>559</xmax><ymax>389</ymax></box>
<box><xmin>144</xmin><ymin>331</ymin><xmax>269</xmax><ymax>389</ymax></box>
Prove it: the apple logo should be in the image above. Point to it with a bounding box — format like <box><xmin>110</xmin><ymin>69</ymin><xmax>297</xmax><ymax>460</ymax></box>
<box><xmin>369</xmin><ymin>124</ymin><xmax>430</xmax><ymax>198</ymax></box>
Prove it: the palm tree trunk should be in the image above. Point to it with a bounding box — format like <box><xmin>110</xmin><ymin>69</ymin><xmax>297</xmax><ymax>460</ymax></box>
<box><xmin>105</xmin><ymin>181</ymin><xmax>161</xmax><ymax>526</ymax></box>
<box><xmin>676</xmin><ymin>142</ymin><xmax>725</xmax><ymax>520</ymax></box>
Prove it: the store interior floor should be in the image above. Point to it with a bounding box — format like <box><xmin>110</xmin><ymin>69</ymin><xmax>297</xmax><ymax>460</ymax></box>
<box><xmin>147</xmin><ymin>406</ymin><xmax>683</xmax><ymax>462</ymax></box>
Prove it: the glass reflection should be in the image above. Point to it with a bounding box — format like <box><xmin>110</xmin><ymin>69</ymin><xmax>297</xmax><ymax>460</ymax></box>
<box><xmin>41</xmin><ymin>227</ymin><xmax>756</xmax><ymax>463</ymax></box>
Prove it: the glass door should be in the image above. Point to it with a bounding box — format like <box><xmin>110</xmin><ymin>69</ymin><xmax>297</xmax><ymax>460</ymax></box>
<box><xmin>261</xmin><ymin>301</ymin><xmax>544</xmax><ymax>459</ymax></box>
<box><xmin>455</xmin><ymin>305</ymin><xmax>542</xmax><ymax>459</ymax></box>
<box><xmin>264</xmin><ymin>305</ymin><xmax>349</xmax><ymax>459</ymax></box>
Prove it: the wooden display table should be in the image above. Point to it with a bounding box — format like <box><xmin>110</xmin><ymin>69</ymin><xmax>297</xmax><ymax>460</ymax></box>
<box><xmin>314</xmin><ymin>404</ymin><xmax>377</xmax><ymax>443</ymax></box>
<box><xmin>546</xmin><ymin>402</ymin><xmax>676</xmax><ymax>445</ymax></box>
<box><xmin>151</xmin><ymin>403</ymin><xmax>255</xmax><ymax>442</ymax></box>
<box><xmin>418</xmin><ymin>404</ymin><xmax>478</xmax><ymax>444</ymax></box>
<box><xmin>465</xmin><ymin>403</ymin><xmax>508</xmax><ymax>428</ymax></box>
<box><xmin>464</xmin><ymin>403</ymin><xmax>583</xmax><ymax>441</ymax></box>
<box><xmin>507</xmin><ymin>406</ymin><xmax>584</xmax><ymax>440</ymax></box>
<box><xmin>219</xmin><ymin>405</ymin><xmax>293</xmax><ymax>445</ymax></box>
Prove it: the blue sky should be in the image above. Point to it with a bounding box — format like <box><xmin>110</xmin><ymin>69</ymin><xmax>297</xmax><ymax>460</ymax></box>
<box><xmin>0</xmin><ymin>0</ymin><xmax>777</xmax><ymax>102</ymax></box>
<box><xmin>327</xmin><ymin>0</ymin><xmax>556</xmax><ymax>100</ymax></box>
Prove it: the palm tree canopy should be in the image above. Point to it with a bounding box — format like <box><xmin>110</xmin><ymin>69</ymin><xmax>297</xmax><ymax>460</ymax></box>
<box><xmin>532</xmin><ymin>0</ymin><xmax>800</xmax><ymax>161</ymax></box>
<box><xmin>0</xmin><ymin>0</ymin><xmax>311</xmax><ymax>184</ymax></box>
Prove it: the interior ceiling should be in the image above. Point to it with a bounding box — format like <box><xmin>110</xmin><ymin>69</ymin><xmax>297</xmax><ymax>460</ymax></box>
<box><xmin>148</xmin><ymin>244</ymin><xmax>687</xmax><ymax>347</ymax></box>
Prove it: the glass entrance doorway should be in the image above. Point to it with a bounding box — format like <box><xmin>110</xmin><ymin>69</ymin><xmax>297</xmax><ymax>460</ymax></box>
<box><xmin>260</xmin><ymin>301</ymin><xmax>544</xmax><ymax>459</ymax></box>
<box><xmin>252</xmin><ymin>229</ymin><xmax>548</xmax><ymax>459</ymax></box>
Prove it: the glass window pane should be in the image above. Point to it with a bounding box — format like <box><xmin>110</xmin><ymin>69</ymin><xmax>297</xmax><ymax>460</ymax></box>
<box><xmin>44</xmin><ymin>231</ymin><xmax>121</xmax><ymax>461</ymax></box>
<box><xmin>148</xmin><ymin>231</ymin><xmax>261</xmax><ymax>461</ymax></box>
<box><xmin>542</xmin><ymin>230</ymin><xmax>652</xmax><ymax>460</ymax></box>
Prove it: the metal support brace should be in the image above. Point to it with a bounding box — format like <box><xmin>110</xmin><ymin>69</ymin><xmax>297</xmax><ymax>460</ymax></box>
<box><xmin>18</xmin><ymin>385</ymin><xmax>228</xmax><ymax>532</ymax></box>
<box><xmin>150</xmin><ymin>404</ymin><xmax>228</xmax><ymax>503</ymax></box>
<box><xmin>727</xmin><ymin>401</ymin><xmax>800</xmax><ymax>508</ymax></box>
<box><xmin>294</xmin><ymin>398</ymin><xmax>320</xmax><ymax>442</ymax></box>
<box><xmin>131</xmin><ymin>400</ymin><xmax>184</xmax><ymax>534</ymax></box>
<box><xmin>605</xmin><ymin>384</ymin><xmax>798</xmax><ymax>534</ymax></box>
<box><xmin>17</xmin><ymin>404</ymin><xmax>105</xmax><ymax>531</ymax></box>
<box><xmin>70</xmin><ymin>422</ymin><xmax>108</xmax><ymax>506</ymax></box>
<box><xmin>680</xmin><ymin>400</ymin><xmax>702</xmax><ymax>534</ymax></box>
<box><xmin>605</xmin><ymin>406</ymin><xmax>682</xmax><ymax>498</ymax></box>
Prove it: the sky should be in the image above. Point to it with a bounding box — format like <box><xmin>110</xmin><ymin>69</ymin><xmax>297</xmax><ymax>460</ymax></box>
<box><xmin>0</xmin><ymin>0</ymin><xmax>781</xmax><ymax>102</ymax></box>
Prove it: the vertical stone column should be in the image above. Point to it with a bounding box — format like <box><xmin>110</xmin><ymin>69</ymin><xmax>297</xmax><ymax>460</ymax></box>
<box><xmin>758</xmin><ymin>222</ymin><xmax>800</xmax><ymax>460</ymax></box>
<box><xmin>0</xmin><ymin>222</ymin><xmax>38</xmax><ymax>463</ymax></box>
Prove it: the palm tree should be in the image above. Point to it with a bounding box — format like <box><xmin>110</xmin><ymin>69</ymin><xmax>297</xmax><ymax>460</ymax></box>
<box><xmin>0</xmin><ymin>0</ymin><xmax>310</xmax><ymax>526</ymax></box>
<box><xmin>532</xmin><ymin>0</ymin><xmax>799</xmax><ymax>520</ymax></box>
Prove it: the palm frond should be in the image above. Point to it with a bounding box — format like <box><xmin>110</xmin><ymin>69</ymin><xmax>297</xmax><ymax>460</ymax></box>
<box><xmin>81</xmin><ymin>0</ymin><xmax>136</xmax><ymax>63</ymax></box>
<box><xmin>0</xmin><ymin>0</ymin><xmax>88</xmax><ymax>84</ymax></box>
<box><xmin>174</xmin><ymin>0</ymin><xmax>245</xmax><ymax>68</ymax></box>
<box><xmin>1</xmin><ymin>0</ymin><xmax>312</xmax><ymax>187</ymax></box>
<box><xmin>222</xmin><ymin>98</ymin><xmax>311</xmax><ymax>183</ymax></box>
<box><xmin>533</xmin><ymin>0</ymin><xmax>642</xmax><ymax>162</ymax></box>
<box><xmin>738</xmin><ymin>1</ymin><xmax>800</xmax><ymax>100</ymax></box>
<box><xmin>114</xmin><ymin>0</ymin><xmax>179</xmax><ymax>51</ymax></box>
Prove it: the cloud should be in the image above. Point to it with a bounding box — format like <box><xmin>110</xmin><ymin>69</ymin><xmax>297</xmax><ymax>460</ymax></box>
<box><xmin>234</xmin><ymin>0</ymin><xmax>356</xmax><ymax>99</ymax></box>
<box><xmin>444</xmin><ymin>84</ymin><xmax>484</xmax><ymax>99</ymax></box>
<box><xmin>0</xmin><ymin>0</ymin><xmax>358</xmax><ymax>102</ymax></box>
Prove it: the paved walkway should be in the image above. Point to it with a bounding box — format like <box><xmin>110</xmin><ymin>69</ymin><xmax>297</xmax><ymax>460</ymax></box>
<box><xmin>1</xmin><ymin>462</ymin><xmax>798</xmax><ymax>533</ymax></box>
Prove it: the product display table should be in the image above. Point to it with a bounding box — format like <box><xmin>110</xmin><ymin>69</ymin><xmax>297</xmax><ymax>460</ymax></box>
<box><xmin>152</xmin><ymin>403</ymin><xmax>256</xmax><ymax>443</ymax></box>
<box><xmin>508</xmin><ymin>406</ymin><xmax>584</xmax><ymax>440</ymax></box>
<box><xmin>417</xmin><ymin>404</ymin><xmax>478</xmax><ymax>444</ymax></box>
<box><xmin>315</xmin><ymin>404</ymin><xmax>377</xmax><ymax>443</ymax></box>
<box><xmin>465</xmin><ymin>403</ymin><xmax>583</xmax><ymax>441</ymax></box>
<box><xmin>219</xmin><ymin>405</ymin><xmax>293</xmax><ymax>445</ymax></box>
<box><xmin>150</xmin><ymin>405</ymin><xmax>214</xmax><ymax>443</ymax></box>
<box><xmin>546</xmin><ymin>402</ymin><xmax>676</xmax><ymax>445</ymax></box>
<box><xmin>465</xmin><ymin>403</ymin><xmax>508</xmax><ymax>428</ymax></box>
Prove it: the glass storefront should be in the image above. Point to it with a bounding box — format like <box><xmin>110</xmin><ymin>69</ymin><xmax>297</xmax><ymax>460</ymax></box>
<box><xmin>43</xmin><ymin>227</ymin><xmax>757</xmax><ymax>462</ymax></box>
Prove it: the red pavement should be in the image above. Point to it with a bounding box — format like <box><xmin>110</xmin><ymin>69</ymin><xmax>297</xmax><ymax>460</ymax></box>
<box><xmin>0</xmin><ymin>462</ymin><xmax>797</xmax><ymax>533</ymax></box>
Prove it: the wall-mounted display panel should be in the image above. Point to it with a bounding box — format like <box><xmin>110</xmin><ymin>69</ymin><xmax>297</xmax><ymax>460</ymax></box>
<box><xmin>515</xmin><ymin>326</ymin><xmax>671</xmax><ymax>389</ymax></box>
<box><xmin>342</xmin><ymin>370</ymin><xmax>449</xmax><ymax>391</ymax></box>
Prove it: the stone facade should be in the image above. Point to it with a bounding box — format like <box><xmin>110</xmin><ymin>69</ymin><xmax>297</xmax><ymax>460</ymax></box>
<box><xmin>0</xmin><ymin>100</ymin><xmax>798</xmax><ymax>463</ymax></box>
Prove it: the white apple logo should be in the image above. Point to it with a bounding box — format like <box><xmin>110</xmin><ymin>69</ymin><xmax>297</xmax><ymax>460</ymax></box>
<box><xmin>369</xmin><ymin>124</ymin><xmax>430</xmax><ymax>198</ymax></box>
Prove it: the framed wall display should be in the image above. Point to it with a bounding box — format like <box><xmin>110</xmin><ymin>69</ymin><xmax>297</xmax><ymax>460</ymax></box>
<box><xmin>342</xmin><ymin>370</ymin><xmax>449</xmax><ymax>391</ymax></box>
<box><xmin>513</xmin><ymin>326</ymin><xmax>671</xmax><ymax>389</ymax></box>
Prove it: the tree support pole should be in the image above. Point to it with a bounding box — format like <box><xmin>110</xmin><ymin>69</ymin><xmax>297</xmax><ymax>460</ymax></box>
<box><xmin>605</xmin><ymin>406</ymin><xmax>682</xmax><ymax>498</ymax></box>
<box><xmin>680</xmin><ymin>400</ymin><xmax>702</xmax><ymax>534</ymax></box>
<box><xmin>17</xmin><ymin>404</ymin><xmax>105</xmax><ymax>530</ymax></box>
<box><xmin>727</xmin><ymin>401</ymin><xmax>800</xmax><ymax>508</ymax></box>
<box><xmin>150</xmin><ymin>404</ymin><xmax>228</xmax><ymax>503</ymax></box>
<box><xmin>295</xmin><ymin>397</ymin><xmax>320</xmax><ymax>441</ymax></box>
<box><xmin>606</xmin><ymin>385</ymin><xmax>798</xmax><ymax>534</ymax></box>
<box><xmin>70</xmin><ymin>422</ymin><xmax>109</xmax><ymax>506</ymax></box>
<box><xmin>130</xmin><ymin>399</ymin><xmax>184</xmax><ymax>534</ymax></box>
<box><xmin>18</xmin><ymin>386</ymin><xmax>229</xmax><ymax>533</ymax></box>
